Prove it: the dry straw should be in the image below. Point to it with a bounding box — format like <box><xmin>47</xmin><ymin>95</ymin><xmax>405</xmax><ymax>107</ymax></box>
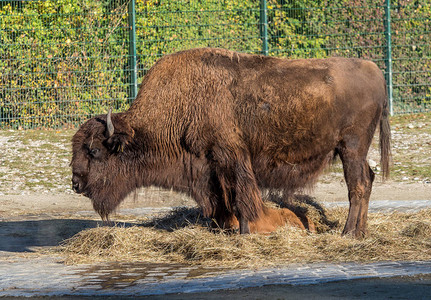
<box><xmin>59</xmin><ymin>199</ymin><xmax>431</xmax><ymax>268</ymax></box>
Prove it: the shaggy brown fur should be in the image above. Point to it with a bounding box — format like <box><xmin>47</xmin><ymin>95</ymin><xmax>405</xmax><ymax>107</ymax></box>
<box><xmin>71</xmin><ymin>48</ymin><xmax>390</xmax><ymax>237</ymax></box>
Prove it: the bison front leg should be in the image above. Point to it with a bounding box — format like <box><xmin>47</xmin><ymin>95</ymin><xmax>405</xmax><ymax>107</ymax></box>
<box><xmin>234</xmin><ymin>157</ymin><xmax>263</xmax><ymax>234</ymax></box>
<box><xmin>211</xmin><ymin>148</ymin><xmax>264</xmax><ymax>235</ymax></box>
<box><xmin>238</xmin><ymin>215</ymin><xmax>250</xmax><ymax>234</ymax></box>
<box><xmin>339</xmin><ymin>154</ymin><xmax>375</xmax><ymax>238</ymax></box>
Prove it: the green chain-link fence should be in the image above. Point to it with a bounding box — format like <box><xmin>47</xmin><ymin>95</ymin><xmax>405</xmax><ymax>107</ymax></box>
<box><xmin>1</xmin><ymin>0</ymin><xmax>430</xmax><ymax>129</ymax></box>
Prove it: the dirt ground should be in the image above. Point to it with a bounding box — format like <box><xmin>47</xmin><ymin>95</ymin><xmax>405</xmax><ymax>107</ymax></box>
<box><xmin>1</xmin><ymin>181</ymin><xmax>430</xmax><ymax>220</ymax></box>
<box><xmin>1</xmin><ymin>112</ymin><xmax>430</xmax><ymax>220</ymax></box>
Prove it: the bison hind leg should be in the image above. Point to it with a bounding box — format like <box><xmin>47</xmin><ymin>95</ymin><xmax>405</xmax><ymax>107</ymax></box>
<box><xmin>339</xmin><ymin>149</ymin><xmax>375</xmax><ymax>238</ymax></box>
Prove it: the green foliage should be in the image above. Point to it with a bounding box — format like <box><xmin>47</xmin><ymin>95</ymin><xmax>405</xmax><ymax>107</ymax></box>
<box><xmin>390</xmin><ymin>0</ymin><xmax>431</xmax><ymax>112</ymax></box>
<box><xmin>267</xmin><ymin>0</ymin><xmax>328</xmax><ymax>58</ymax></box>
<box><xmin>134</xmin><ymin>0</ymin><xmax>262</xmax><ymax>80</ymax></box>
<box><xmin>0</xmin><ymin>0</ymin><xmax>429</xmax><ymax>128</ymax></box>
<box><xmin>0</xmin><ymin>0</ymin><xmax>130</xmax><ymax>128</ymax></box>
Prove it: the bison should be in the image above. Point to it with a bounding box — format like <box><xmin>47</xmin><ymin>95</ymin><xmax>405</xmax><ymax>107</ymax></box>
<box><xmin>71</xmin><ymin>48</ymin><xmax>390</xmax><ymax>237</ymax></box>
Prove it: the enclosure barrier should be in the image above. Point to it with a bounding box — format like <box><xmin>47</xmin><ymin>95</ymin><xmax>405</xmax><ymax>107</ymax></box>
<box><xmin>1</xmin><ymin>0</ymin><xmax>430</xmax><ymax>129</ymax></box>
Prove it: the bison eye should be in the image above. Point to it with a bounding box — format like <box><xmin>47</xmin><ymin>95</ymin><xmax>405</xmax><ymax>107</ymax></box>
<box><xmin>89</xmin><ymin>148</ymin><xmax>101</xmax><ymax>158</ymax></box>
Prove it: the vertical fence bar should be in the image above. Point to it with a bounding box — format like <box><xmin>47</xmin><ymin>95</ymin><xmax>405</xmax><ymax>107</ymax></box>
<box><xmin>384</xmin><ymin>0</ymin><xmax>394</xmax><ymax>115</ymax></box>
<box><xmin>128</xmin><ymin>0</ymin><xmax>138</xmax><ymax>103</ymax></box>
<box><xmin>260</xmin><ymin>0</ymin><xmax>268</xmax><ymax>55</ymax></box>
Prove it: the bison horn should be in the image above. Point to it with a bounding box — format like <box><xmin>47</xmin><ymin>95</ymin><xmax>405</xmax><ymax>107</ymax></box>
<box><xmin>106</xmin><ymin>108</ymin><xmax>114</xmax><ymax>137</ymax></box>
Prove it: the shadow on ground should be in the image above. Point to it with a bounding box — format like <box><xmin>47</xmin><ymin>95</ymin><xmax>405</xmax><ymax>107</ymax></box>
<box><xmin>0</xmin><ymin>219</ymin><xmax>136</xmax><ymax>252</ymax></box>
<box><xmin>141</xmin><ymin>207</ymin><xmax>213</xmax><ymax>232</ymax></box>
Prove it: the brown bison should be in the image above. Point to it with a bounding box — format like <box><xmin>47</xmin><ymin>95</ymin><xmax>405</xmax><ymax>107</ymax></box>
<box><xmin>71</xmin><ymin>48</ymin><xmax>390</xmax><ymax>237</ymax></box>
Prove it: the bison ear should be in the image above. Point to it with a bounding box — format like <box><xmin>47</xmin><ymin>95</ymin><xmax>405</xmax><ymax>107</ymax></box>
<box><xmin>105</xmin><ymin>133</ymin><xmax>129</xmax><ymax>153</ymax></box>
<box><xmin>106</xmin><ymin>108</ymin><xmax>115</xmax><ymax>138</ymax></box>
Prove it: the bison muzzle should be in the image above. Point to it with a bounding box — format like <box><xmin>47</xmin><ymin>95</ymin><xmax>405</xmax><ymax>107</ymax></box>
<box><xmin>71</xmin><ymin>48</ymin><xmax>390</xmax><ymax>237</ymax></box>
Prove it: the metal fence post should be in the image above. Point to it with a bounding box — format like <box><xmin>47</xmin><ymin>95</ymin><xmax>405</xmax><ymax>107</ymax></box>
<box><xmin>128</xmin><ymin>0</ymin><xmax>138</xmax><ymax>102</ymax></box>
<box><xmin>384</xmin><ymin>0</ymin><xmax>394</xmax><ymax>116</ymax></box>
<box><xmin>260</xmin><ymin>0</ymin><xmax>268</xmax><ymax>55</ymax></box>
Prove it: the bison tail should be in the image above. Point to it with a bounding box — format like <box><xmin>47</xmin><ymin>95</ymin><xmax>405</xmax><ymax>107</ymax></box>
<box><xmin>379</xmin><ymin>96</ymin><xmax>391</xmax><ymax>180</ymax></box>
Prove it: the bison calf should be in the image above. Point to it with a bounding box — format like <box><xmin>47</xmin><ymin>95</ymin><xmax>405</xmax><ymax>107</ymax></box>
<box><xmin>71</xmin><ymin>48</ymin><xmax>390</xmax><ymax>237</ymax></box>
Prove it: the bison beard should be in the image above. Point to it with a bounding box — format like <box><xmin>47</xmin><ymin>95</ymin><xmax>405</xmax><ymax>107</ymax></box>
<box><xmin>71</xmin><ymin>48</ymin><xmax>390</xmax><ymax>237</ymax></box>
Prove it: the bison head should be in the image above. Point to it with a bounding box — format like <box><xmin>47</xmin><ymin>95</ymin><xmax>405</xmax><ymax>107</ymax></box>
<box><xmin>71</xmin><ymin>109</ymin><xmax>136</xmax><ymax>220</ymax></box>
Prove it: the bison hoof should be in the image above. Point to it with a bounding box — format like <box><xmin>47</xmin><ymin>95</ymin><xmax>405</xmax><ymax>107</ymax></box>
<box><xmin>342</xmin><ymin>228</ymin><xmax>368</xmax><ymax>239</ymax></box>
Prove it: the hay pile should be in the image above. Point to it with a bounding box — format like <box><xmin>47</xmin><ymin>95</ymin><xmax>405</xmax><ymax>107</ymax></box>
<box><xmin>59</xmin><ymin>202</ymin><xmax>431</xmax><ymax>268</ymax></box>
